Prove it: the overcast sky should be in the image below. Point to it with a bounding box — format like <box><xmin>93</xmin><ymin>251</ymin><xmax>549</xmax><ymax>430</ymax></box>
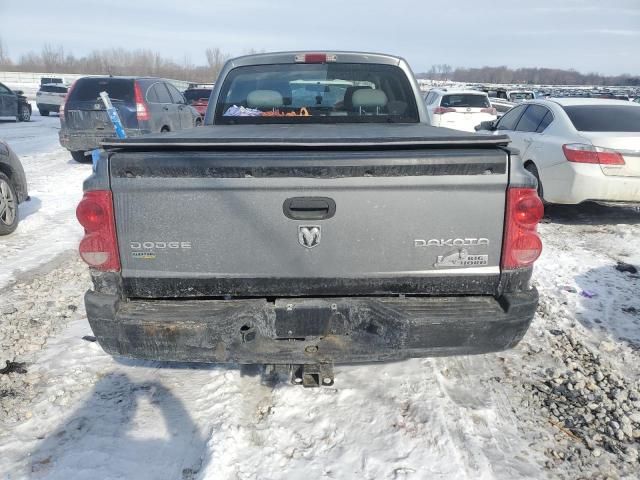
<box><xmin>1</xmin><ymin>0</ymin><xmax>638</xmax><ymax>75</ymax></box>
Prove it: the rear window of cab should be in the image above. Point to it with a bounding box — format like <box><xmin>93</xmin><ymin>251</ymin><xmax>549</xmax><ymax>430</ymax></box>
<box><xmin>214</xmin><ymin>63</ymin><xmax>419</xmax><ymax>124</ymax></box>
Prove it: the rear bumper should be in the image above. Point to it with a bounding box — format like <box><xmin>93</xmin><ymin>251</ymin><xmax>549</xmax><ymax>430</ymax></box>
<box><xmin>85</xmin><ymin>289</ymin><xmax>538</xmax><ymax>364</ymax></box>
<box><xmin>36</xmin><ymin>103</ymin><xmax>61</xmax><ymax>112</ymax></box>
<box><xmin>59</xmin><ymin>129</ymin><xmax>145</xmax><ymax>152</ymax></box>
<box><xmin>432</xmin><ymin>114</ymin><xmax>496</xmax><ymax>133</ymax></box>
<box><xmin>542</xmin><ymin>162</ymin><xmax>640</xmax><ymax>204</ymax></box>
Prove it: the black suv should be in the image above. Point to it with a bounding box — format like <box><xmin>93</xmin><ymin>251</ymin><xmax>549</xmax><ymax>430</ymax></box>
<box><xmin>0</xmin><ymin>82</ymin><xmax>31</xmax><ymax>122</ymax></box>
<box><xmin>59</xmin><ymin>76</ymin><xmax>201</xmax><ymax>162</ymax></box>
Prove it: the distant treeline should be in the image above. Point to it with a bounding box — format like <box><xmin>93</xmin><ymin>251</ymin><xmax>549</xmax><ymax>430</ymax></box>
<box><xmin>0</xmin><ymin>40</ymin><xmax>240</xmax><ymax>83</ymax></box>
<box><xmin>417</xmin><ymin>64</ymin><xmax>640</xmax><ymax>86</ymax></box>
<box><xmin>1</xmin><ymin>40</ymin><xmax>638</xmax><ymax>87</ymax></box>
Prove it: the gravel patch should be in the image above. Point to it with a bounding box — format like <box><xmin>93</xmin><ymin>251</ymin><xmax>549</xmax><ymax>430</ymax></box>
<box><xmin>0</xmin><ymin>256</ymin><xmax>89</xmax><ymax>424</ymax></box>
<box><xmin>511</xmin><ymin>293</ymin><xmax>640</xmax><ymax>479</ymax></box>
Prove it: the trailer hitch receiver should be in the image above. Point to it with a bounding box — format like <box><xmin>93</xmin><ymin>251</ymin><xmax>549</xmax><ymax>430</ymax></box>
<box><xmin>291</xmin><ymin>363</ymin><xmax>334</xmax><ymax>387</ymax></box>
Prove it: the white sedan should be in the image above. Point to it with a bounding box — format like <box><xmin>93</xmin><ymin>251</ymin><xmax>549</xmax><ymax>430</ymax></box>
<box><xmin>478</xmin><ymin>98</ymin><xmax>640</xmax><ymax>204</ymax></box>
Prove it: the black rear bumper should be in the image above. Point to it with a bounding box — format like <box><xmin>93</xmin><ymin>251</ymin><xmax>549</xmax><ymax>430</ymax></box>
<box><xmin>85</xmin><ymin>289</ymin><xmax>538</xmax><ymax>364</ymax></box>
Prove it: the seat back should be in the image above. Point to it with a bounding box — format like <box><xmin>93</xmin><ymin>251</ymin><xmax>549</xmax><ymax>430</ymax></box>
<box><xmin>352</xmin><ymin>89</ymin><xmax>388</xmax><ymax>114</ymax></box>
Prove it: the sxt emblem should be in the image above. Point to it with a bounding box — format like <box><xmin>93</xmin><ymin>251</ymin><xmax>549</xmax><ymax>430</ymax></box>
<box><xmin>298</xmin><ymin>226</ymin><xmax>321</xmax><ymax>249</ymax></box>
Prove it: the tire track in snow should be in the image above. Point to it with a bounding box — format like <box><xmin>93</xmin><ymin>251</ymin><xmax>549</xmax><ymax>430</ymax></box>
<box><xmin>432</xmin><ymin>356</ymin><xmax>545</xmax><ymax>479</ymax></box>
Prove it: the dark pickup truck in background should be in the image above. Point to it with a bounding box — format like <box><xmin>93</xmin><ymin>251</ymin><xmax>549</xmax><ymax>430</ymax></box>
<box><xmin>76</xmin><ymin>52</ymin><xmax>543</xmax><ymax>386</ymax></box>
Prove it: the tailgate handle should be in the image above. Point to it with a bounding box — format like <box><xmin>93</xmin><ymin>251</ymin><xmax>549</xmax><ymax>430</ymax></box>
<box><xmin>283</xmin><ymin>197</ymin><xmax>336</xmax><ymax>220</ymax></box>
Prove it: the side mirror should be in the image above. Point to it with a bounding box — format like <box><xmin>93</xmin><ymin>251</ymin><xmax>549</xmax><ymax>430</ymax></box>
<box><xmin>476</xmin><ymin>120</ymin><xmax>497</xmax><ymax>132</ymax></box>
<box><xmin>14</xmin><ymin>90</ymin><xmax>24</xmax><ymax>95</ymax></box>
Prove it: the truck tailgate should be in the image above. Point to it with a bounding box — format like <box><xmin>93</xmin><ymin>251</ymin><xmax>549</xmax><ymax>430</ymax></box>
<box><xmin>109</xmin><ymin>144</ymin><xmax>509</xmax><ymax>298</ymax></box>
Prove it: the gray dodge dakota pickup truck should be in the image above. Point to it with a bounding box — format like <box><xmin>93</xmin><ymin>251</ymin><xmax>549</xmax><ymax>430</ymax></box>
<box><xmin>77</xmin><ymin>52</ymin><xmax>543</xmax><ymax>386</ymax></box>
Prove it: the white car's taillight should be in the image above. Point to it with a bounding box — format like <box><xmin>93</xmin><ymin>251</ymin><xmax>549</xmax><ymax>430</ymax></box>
<box><xmin>433</xmin><ymin>107</ymin><xmax>455</xmax><ymax>115</ymax></box>
<box><xmin>562</xmin><ymin>143</ymin><xmax>625</xmax><ymax>165</ymax></box>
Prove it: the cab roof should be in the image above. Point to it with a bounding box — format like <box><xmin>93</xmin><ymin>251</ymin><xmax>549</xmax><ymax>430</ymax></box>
<box><xmin>225</xmin><ymin>51</ymin><xmax>406</xmax><ymax>68</ymax></box>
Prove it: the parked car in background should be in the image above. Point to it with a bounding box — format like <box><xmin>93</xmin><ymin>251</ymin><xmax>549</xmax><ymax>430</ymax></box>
<box><xmin>0</xmin><ymin>140</ymin><xmax>28</xmax><ymax>235</ymax></box>
<box><xmin>489</xmin><ymin>98</ymin><xmax>516</xmax><ymax>118</ymax></box>
<box><xmin>183</xmin><ymin>85</ymin><xmax>213</xmax><ymax>117</ymax></box>
<box><xmin>482</xmin><ymin>87</ymin><xmax>508</xmax><ymax>99</ymax></box>
<box><xmin>41</xmin><ymin>77</ymin><xmax>64</xmax><ymax>86</ymax></box>
<box><xmin>477</xmin><ymin>99</ymin><xmax>640</xmax><ymax>205</ymax></box>
<box><xmin>589</xmin><ymin>93</ymin><xmax>614</xmax><ymax>100</ymax></box>
<box><xmin>507</xmin><ymin>90</ymin><xmax>535</xmax><ymax>103</ymax></box>
<box><xmin>59</xmin><ymin>76</ymin><xmax>202</xmax><ymax>162</ymax></box>
<box><xmin>424</xmin><ymin>89</ymin><xmax>497</xmax><ymax>131</ymax></box>
<box><xmin>0</xmin><ymin>82</ymin><xmax>31</xmax><ymax>122</ymax></box>
<box><xmin>36</xmin><ymin>83</ymin><xmax>68</xmax><ymax>116</ymax></box>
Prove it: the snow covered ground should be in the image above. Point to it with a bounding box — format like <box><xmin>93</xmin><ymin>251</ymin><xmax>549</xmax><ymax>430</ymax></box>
<box><xmin>0</xmin><ymin>106</ymin><xmax>88</xmax><ymax>289</ymax></box>
<box><xmin>1</xmin><ymin>114</ymin><xmax>639</xmax><ymax>479</ymax></box>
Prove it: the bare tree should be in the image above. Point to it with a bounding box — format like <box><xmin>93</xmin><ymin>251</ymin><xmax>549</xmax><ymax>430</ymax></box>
<box><xmin>0</xmin><ymin>37</ymin><xmax>11</xmax><ymax>66</ymax></box>
<box><xmin>441</xmin><ymin>64</ymin><xmax>453</xmax><ymax>80</ymax></box>
<box><xmin>41</xmin><ymin>44</ymin><xmax>65</xmax><ymax>71</ymax></box>
<box><xmin>205</xmin><ymin>47</ymin><xmax>230</xmax><ymax>80</ymax></box>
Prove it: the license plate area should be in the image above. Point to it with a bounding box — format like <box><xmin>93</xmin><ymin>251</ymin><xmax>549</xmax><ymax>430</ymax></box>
<box><xmin>274</xmin><ymin>299</ymin><xmax>351</xmax><ymax>338</ymax></box>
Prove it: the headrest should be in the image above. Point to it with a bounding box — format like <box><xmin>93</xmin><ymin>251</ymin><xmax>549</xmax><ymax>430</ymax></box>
<box><xmin>343</xmin><ymin>86</ymin><xmax>371</xmax><ymax>110</ymax></box>
<box><xmin>247</xmin><ymin>90</ymin><xmax>283</xmax><ymax>108</ymax></box>
<box><xmin>352</xmin><ymin>89</ymin><xmax>388</xmax><ymax>108</ymax></box>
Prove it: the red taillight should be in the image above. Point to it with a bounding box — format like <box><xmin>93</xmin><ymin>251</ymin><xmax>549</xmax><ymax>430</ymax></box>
<box><xmin>562</xmin><ymin>144</ymin><xmax>625</xmax><ymax>165</ymax></box>
<box><xmin>59</xmin><ymin>79</ymin><xmax>77</xmax><ymax>117</ymax></box>
<box><xmin>595</xmin><ymin>149</ymin><xmax>625</xmax><ymax>165</ymax></box>
<box><xmin>481</xmin><ymin>107</ymin><xmax>497</xmax><ymax>115</ymax></box>
<box><xmin>294</xmin><ymin>53</ymin><xmax>337</xmax><ymax>63</ymax></box>
<box><xmin>76</xmin><ymin>191</ymin><xmax>120</xmax><ymax>271</ymax></box>
<box><xmin>433</xmin><ymin>107</ymin><xmax>456</xmax><ymax>115</ymax></box>
<box><xmin>501</xmin><ymin>188</ymin><xmax>544</xmax><ymax>270</ymax></box>
<box><xmin>513</xmin><ymin>193</ymin><xmax>544</xmax><ymax>227</ymax></box>
<box><xmin>134</xmin><ymin>81</ymin><xmax>149</xmax><ymax>121</ymax></box>
<box><xmin>562</xmin><ymin>144</ymin><xmax>598</xmax><ymax>164</ymax></box>
<box><xmin>76</xmin><ymin>198</ymin><xmax>106</xmax><ymax>232</ymax></box>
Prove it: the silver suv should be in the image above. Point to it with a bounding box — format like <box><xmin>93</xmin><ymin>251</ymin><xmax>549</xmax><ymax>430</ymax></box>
<box><xmin>36</xmin><ymin>83</ymin><xmax>68</xmax><ymax>116</ymax></box>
